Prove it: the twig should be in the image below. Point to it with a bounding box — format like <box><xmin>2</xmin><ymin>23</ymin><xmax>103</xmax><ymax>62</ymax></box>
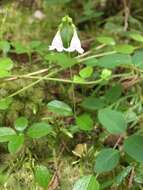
<box><xmin>128</xmin><ymin>167</ymin><xmax>135</xmax><ymax>189</ymax></box>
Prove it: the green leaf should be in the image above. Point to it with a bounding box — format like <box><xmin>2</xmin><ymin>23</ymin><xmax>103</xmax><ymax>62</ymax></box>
<box><xmin>0</xmin><ymin>41</ymin><xmax>10</xmax><ymax>54</ymax></box>
<box><xmin>76</xmin><ymin>114</ymin><xmax>94</xmax><ymax>131</ymax></box>
<box><xmin>0</xmin><ymin>127</ymin><xmax>16</xmax><ymax>142</ymax></box>
<box><xmin>105</xmin><ymin>84</ymin><xmax>122</xmax><ymax>103</ymax></box>
<box><xmin>98</xmin><ymin>109</ymin><xmax>127</xmax><ymax>134</ymax></box>
<box><xmin>132</xmin><ymin>50</ymin><xmax>143</xmax><ymax>68</ymax></box>
<box><xmin>14</xmin><ymin>117</ymin><xmax>28</xmax><ymax>132</ymax></box>
<box><xmin>97</xmin><ymin>36</ymin><xmax>116</xmax><ymax>45</ymax></box>
<box><xmin>124</xmin><ymin>135</ymin><xmax>143</xmax><ymax>163</ymax></box>
<box><xmin>73</xmin><ymin>175</ymin><xmax>100</xmax><ymax>190</ymax></box>
<box><xmin>12</xmin><ymin>42</ymin><xmax>28</xmax><ymax>54</ymax></box>
<box><xmin>47</xmin><ymin>100</ymin><xmax>73</xmax><ymax>116</ymax></box>
<box><xmin>115</xmin><ymin>44</ymin><xmax>135</xmax><ymax>54</ymax></box>
<box><xmin>81</xmin><ymin>97</ymin><xmax>105</xmax><ymax>111</ymax></box>
<box><xmin>83</xmin><ymin>58</ymin><xmax>98</xmax><ymax>67</ymax></box>
<box><xmin>115</xmin><ymin>166</ymin><xmax>132</xmax><ymax>186</ymax></box>
<box><xmin>129</xmin><ymin>33</ymin><xmax>143</xmax><ymax>42</ymax></box>
<box><xmin>8</xmin><ymin>134</ymin><xmax>24</xmax><ymax>154</ymax></box>
<box><xmin>0</xmin><ymin>98</ymin><xmax>12</xmax><ymax>110</ymax></box>
<box><xmin>98</xmin><ymin>53</ymin><xmax>132</xmax><ymax>68</ymax></box>
<box><xmin>94</xmin><ymin>148</ymin><xmax>120</xmax><ymax>173</ymax></box>
<box><xmin>35</xmin><ymin>165</ymin><xmax>51</xmax><ymax>188</ymax></box>
<box><xmin>0</xmin><ymin>58</ymin><xmax>13</xmax><ymax>70</ymax></box>
<box><xmin>79</xmin><ymin>67</ymin><xmax>93</xmax><ymax>79</ymax></box>
<box><xmin>73</xmin><ymin>75</ymin><xmax>85</xmax><ymax>83</ymax></box>
<box><xmin>27</xmin><ymin>122</ymin><xmax>53</xmax><ymax>139</ymax></box>
<box><xmin>0</xmin><ymin>70</ymin><xmax>11</xmax><ymax>78</ymax></box>
<box><xmin>45</xmin><ymin>53</ymin><xmax>76</xmax><ymax>68</ymax></box>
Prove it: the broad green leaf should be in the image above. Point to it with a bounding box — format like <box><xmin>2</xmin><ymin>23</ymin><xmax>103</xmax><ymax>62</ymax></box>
<box><xmin>76</xmin><ymin>114</ymin><xmax>93</xmax><ymax>131</ymax></box>
<box><xmin>14</xmin><ymin>117</ymin><xmax>28</xmax><ymax>132</ymax></box>
<box><xmin>97</xmin><ymin>36</ymin><xmax>116</xmax><ymax>45</ymax></box>
<box><xmin>79</xmin><ymin>67</ymin><xmax>93</xmax><ymax>79</ymax></box>
<box><xmin>27</xmin><ymin>122</ymin><xmax>53</xmax><ymax>139</ymax></box>
<box><xmin>0</xmin><ymin>58</ymin><xmax>13</xmax><ymax>70</ymax></box>
<box><xmin>115</xmin><ymin>44</ymin><xmax>135</xmax><ymax>54</ymax></box>
<box><xmin>132</xmin><ymin>50</ymin><xmax>143</xmax><ymax>68</ymax></box>
<box><xmin>0</xmin><ymin>41</ymin><xmax>10</xmax><ymax>54</ymax></box>
<box><xmin>129</xmin><ymin>33</ymin><xmax>143</xmax><ymax>42</ymax></box>
<box><xmin>73</xmin><ymin>175</ymin><xmax>100</xmax><ymax>190</ymax></box>
<box><xmin>94</xmin><ymin>148</ymin><xmax>120</xmax><ymax>173</ymax></box>
<box><xmin>83</xmin><ymin>58</ymin><xmax>98</xmax><ymax>67</ymax></box>
<box><xmin>8</xmin><ymin>134</ymin><xmax>24</xmax><ymax>154</ymax></box>
<box><xmin>0</xmin><ymin>98</ymin><xmax>12</xmax><ymax>110</ymax></box>
<box><xmin>124</xmin><ymin>135</ymin><xmax>143</xmax><ymax>163</ymax></box>
<box><xmin>98</xmin><ymin>53</ymin><xmax>132</xmax><ymax>68</ymax></box>
<box><xmin>98</xmin><ymin>109</ymin><xmax>127</xmax><ymax>134</ymax></box>
<box><xmin>0</xmin><ymin>127</ymin><xmax>16</xmax><ymax>142</ymax></box>
<box><xmin>35</xmin><ymin>165</ymin><xmax>51</xmax><ymax>188</ymax></box>
<box><xmin>12</xmin><ymin>41</ymin><xmax>28</xmax><ymax>54</ymax></box>
<box><xmin>105</xmin><ymin>84</ymin><xmax>122</xmax><ymax>103</ymax></box>
<box><xmin>81</xmin><ymin>97</ymin><xmax>105</xmax><ymax>110</ymax></box>
<box><xmin>0</xmin><ymin>70</ymin><xmax>11</xmax><ymax>78</ymax></box>
<box><xmin>47</xmin><ymin>100</ymin><xmax>73</xmax><ymax>116</ymax></box>
<box><xmin>45</xmin><ymin>53</ymin><xmax>76</xmax><ymax>68</ymax></box>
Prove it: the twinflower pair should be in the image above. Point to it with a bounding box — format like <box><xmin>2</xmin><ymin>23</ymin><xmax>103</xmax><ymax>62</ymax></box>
<box><xmin>49</xmin><ymin>15</ymin><xmax>84</xmax><ymax>54</ymax></box>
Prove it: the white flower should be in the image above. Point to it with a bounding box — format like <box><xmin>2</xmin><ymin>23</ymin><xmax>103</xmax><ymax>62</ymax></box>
<box><xmin>49</xmin><ymin>29</ymin><xmax>84</xmax><ymax>54</ymax></box>
<box><xmin>65</xmin><ymin>29</ymin><xmax>84</xmax><ymax>54</ymax></box>
<box><xmin>49</xmin><ymin>31</ymin><xmax>64</xmax><ymax>52</ymax></box>
<box><xmin>34</xmin><ymin>10</ymin><xmax>45</xmax><ymax>20</ymax></box>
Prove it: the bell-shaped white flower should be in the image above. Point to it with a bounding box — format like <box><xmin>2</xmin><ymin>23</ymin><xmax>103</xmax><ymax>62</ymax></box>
<box><xmin>65</xmin><ymin>29</ymin><xmax>84</xmax><ymax>54</ymax></box>
<box><xmin>49</xmin><ymin>31</ymin><xmax>64</xmax><ymax>52</ymax></box>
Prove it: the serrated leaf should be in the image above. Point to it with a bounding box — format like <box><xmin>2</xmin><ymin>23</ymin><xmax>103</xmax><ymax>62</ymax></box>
<box><xmin>94</xmin><ymin>148</ymin><xmax>120</xmax><ymax>173</ymax></box>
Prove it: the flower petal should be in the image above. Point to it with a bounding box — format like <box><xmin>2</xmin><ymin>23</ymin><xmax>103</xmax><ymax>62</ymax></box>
<box><xmin>66</xmin><ymin>30</ymin><xmax>84</xmax><ymax>54</ymax></box>
<box><xmin>49</xmin><ymin>31</ymin><xmax>64</xmax><ymax>52</ymax></box>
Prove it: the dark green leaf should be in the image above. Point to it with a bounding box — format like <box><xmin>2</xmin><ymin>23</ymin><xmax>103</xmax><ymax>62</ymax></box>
<box><xmin>98</xmin><ymin>53</ymin><xmax>132</xmax><ymax>68</ymax></box>
<box><xmin>94</xmin><ymin>148</ymin><xmax>120</xmax><ymax>173</ymax></box>
<box><xmin>124</xmin><ymin>135</ymin><xmax>143</xmax><ymax>163</ymax></box>
<box><xmin>98</xmin><ymin>109</ymin><xmax>127</xmax><ymax>134</ymax></box>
